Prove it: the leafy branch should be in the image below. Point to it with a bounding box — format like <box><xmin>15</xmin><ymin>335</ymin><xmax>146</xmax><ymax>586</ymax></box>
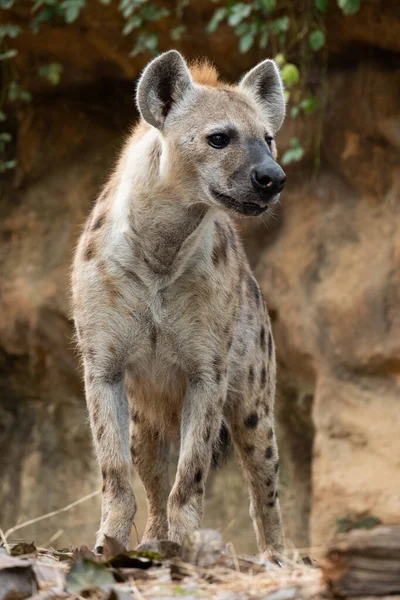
<box><xmin>0</xmin><ymin>0</ymin><xmax>362</xmax><ymax>172</ymax></box>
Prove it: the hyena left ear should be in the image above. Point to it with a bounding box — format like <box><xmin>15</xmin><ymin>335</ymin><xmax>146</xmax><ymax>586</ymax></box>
<box><xmin>136</xmin><ymin>50</ymin><xmax>193</xmax><ymax>130</ymax></box>
<box><xmin>239</xmin><ymin>59</ymin><xmax>285</xmax><ymax>133</ymax></box>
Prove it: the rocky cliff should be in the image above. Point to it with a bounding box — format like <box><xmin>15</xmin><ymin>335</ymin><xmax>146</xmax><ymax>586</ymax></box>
<box><xmin>0</xmin><ymin>0</ymin><xmax>399</xmax><ymax>552</ymax></box>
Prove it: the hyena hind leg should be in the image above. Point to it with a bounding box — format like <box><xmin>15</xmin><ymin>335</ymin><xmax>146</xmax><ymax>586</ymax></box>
<box><xmin>130</xmin><ymin>414</ymin><xmax>171</xmax><ymax>542</ymax></box>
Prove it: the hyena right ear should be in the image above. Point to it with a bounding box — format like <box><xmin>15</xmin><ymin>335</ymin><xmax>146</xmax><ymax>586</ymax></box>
<box><xmin>239</xmin><ymin>59</ymin><xmax>285</xmax><ymax>133</ymax></box>
<box><xmin>136</xmin><ymin>50</ymin><xmax>193</xmax><ymax>130</ymax></box>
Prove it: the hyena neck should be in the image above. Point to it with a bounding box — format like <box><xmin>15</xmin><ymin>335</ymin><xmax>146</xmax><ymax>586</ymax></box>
<box><xmin>112</xmin><ymin>124</ymin><xmax>215</xmax><ymax>279</ymax></box>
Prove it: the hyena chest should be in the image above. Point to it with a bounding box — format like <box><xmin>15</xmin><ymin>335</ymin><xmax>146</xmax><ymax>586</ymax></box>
<box><xmin>126</xmin><ymin>285</ymin><xmax>197</xmax><ymax>380</ymax></box>
<box><xmin>125</xmin><ymin>288</ymin><xmax>194</xmax><ymax>432</ymax></box>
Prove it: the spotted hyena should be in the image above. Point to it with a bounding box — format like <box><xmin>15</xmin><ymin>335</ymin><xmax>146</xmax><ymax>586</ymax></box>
<box><xmin>72</xmin><ymin>50</ymin><xmax>286</xmax><ymax>556</ymax></box>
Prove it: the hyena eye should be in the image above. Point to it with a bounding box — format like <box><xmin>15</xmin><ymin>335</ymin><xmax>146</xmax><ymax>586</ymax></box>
<box><xmin>265</xmin><ymin>135</ymin><xmax>274</xmax><ymax>146</ymax></box>
<box><xmin>208</xmin><ymin>133</ymin><xmax>230</xmax><ymax>149</ymax></box>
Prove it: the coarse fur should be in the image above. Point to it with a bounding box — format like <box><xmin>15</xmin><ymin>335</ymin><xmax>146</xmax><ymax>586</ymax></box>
<box><xmin>72</xmin><ymin>51</ymin><xmax>286</xmax><ymax>555</ymax></box>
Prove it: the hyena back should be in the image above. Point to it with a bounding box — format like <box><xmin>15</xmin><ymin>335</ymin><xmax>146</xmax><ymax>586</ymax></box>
<box><xmin>72</xmin><ymin>50</ymin><xmax>286</xmax><ymax>555</ymax></box>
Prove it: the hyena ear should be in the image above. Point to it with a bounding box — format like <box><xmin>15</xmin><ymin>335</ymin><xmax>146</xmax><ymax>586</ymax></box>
<box><xmin>239</xmin><ymin>59</ymin><xmax>285</xmax><ymax>133</ymax></box>
<box><xmin>136</xmin><ymin>50</ymin><xmax>193</xmax><ymax>130</ymax></box>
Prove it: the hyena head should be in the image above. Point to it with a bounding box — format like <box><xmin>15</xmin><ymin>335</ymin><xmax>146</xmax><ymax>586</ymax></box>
<box><xmin>137</xmin><ymin>50</ymin><xmax>286</xmax><ymax>216</ymax></box>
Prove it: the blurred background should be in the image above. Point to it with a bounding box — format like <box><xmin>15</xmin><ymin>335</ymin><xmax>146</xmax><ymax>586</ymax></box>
<box><xmin>0</xmin><ymin>0</ymin><xmax>399</xmax><ymax>555</ymax></box>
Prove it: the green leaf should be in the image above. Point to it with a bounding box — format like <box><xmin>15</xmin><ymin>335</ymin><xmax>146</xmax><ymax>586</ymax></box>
<box><xmin>140</xmin><ymin>3</ymin><xmax>169</xmax><ymax>22</ymax></box>
<box><xmin>0</xmin><ymin>0</ymin><xmax>14</xmax><ymax>8</ymax></box>
<box><xmin>0</xmin><ymin>49</ymin><xmax>17</xmax><ymax>60</ymax></box>
<box><xmin>235</xmin><ymin>22</ymin><xmax>249</xmax><ymax>36</ymax></box>
<box><xmin>290</xmin><ymin>106</ymin><xmax>300</xmax><ymax>118</ymax></box>
<box><xmin>352</xmin><ymin>516</ymin><xmax>382</xmax><ymax>530</ymax></box>
<box><xmin>259</xmin><ymin>0</ymin><xmax>276</xmax><ymax>10</ymax></box>
<box><xmin>207</xmin><ymin>7</ymin><xmax>227</xmax><ymax>33</ymax></box>
<box><xmin>130</xmin><ymin>31</ymin><xmax>159</xmax><ymax>56</ymax></box>
<box><xmin>338</xmin><ymin>0</ymin><xmax>360</xmax><ymax>14</ymax></box>
<box><xmin>39</xmin><ymin>63</ymin><xmax>63</xmax><ymax>85</ymax></box>
<box><xmin>227</xmin><ymin>3</ymin><xmax>252</xmax><ymax>27</ymax></box>
<box><xmin>170</xmin><ymin>25</ymin><xmax>186</xmax><ymax>41</ymax></box>
<box><xmin>61</xmin><ymin>0</ymin><xmax>86</xmax><ymax>23</ymax></box>
<box><xmin>239</xmin><ymin>32</ymin><xmax>254</xmax><ymax>53</ymax></box>
<box><xmin>122</xmin><ymin>15</ymin><xmax>142</xmax><ymax>34</ymax></box>
<box><xmin>65</xmin><ymin>560</ymin><xmax>115</xmax><ymax>593</ymax></box>
<box><xmin>268</xmin><ymin>16</ymin><xmax>289</xmax><ymax>34</ymax></box>
<box><xmin>0</xmin><ymin>110</ymin><xmax>7</xmax><ymax>121</ymax></box>
<box><xmin>300</xmin><ymin>96</ymin><xmax>319</xmax><ymax>114</ymax></box>
<box><xmin>281</xmin><ymin>146</ymin><xmax>305</xmax><ymax>165</ymax></box>
<box><xmin>0</xmin><ymin>132</ymin><xmax>12</xmax><ymax>143</ymax></box>
<box><xmin>8</xmin><ymin>82</ymin><xmax>32</xmax><ymax>102</ymax></box>
<box><xmin>0</xmin><ymin>159</ymin><xmax>17</xmax><ymax>172</ymax></box>
<box><xmin>336</xmin><ymin>518</ymin><xmax>353</xmax><ymax>533</ymax></box>
<box><xmin>258</xmin><ymin>29</ymin><xmax>268</xmax><ymax>49</ymax></box>
<box><xmin>315</xmin><ymin>0</ymin><xmax>328</xmax><ymax>11</ymax></box>
<box><xmin>309</xmin><ymin>29</ymin><xmax>325</xmax><ymax>51</ymax></box>
<box><xmin>280</xmin><ymin>63</ymin><xmax>300</xmax><ymax>87</ymax></box>
<box><xmin>0</xmin><ymin>24</ymin><xmax>21</xmax><ymax>38</ymax></box>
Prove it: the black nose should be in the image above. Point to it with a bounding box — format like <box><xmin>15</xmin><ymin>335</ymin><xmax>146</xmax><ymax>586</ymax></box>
<box><xmin>251</xmin><ymin>162</ymin><xmax>286</xmax><ymax>196</ymax></box>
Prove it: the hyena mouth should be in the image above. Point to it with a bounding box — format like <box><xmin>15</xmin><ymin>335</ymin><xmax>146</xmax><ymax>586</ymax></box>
<box><xmin>210</xmin><ymin>188</ymin><xmax>269</xmax><ymax>217</ymax></box>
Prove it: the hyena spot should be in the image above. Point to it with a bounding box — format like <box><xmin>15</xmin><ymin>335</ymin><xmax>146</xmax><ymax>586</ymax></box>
<box><xmin>260</xmin><ymin>366</ymin><xmax>267</xmax><ymax>388</ymax></box>
<box><xmin>268</xmin><ymin>490</ymin><xmax>275</xmax><ymax>498</ymax></box>
<box><xmin>268</xmin><ymin>332</ymin><xmax>273</xmax><ymax>359</ymax></box>
<box><xmin>244</xmin><ymin>444</ymin><xmax>255</xmax><ymax>455</ymax></box>
<box><xmin>97</xmin><ymin>425</ymin><xmax>105</xmax><ymax>441</ymax></box>
<box><xmin>194</xmin><ymin>469</ymin><xmax>202</xmax><ymax>484</ymax></box>
<box><xmin>213</xmin><ymin>356</ymin><xmax>222</xmax><ymax>383</ymax></box>
<box><xmin>92</xmin><ymin>213</ymin><xmax>106</xmax><ymax>231</ymax></box>
<box><xmin>84</xmin><ymin>240</ymin><xmax>95</xmax><ymax>261</ymax></box>
<box><xmin>248</xmin><ymin>273</ymin><xmax>261</xmax><ymax>305</ymax></box>
<box><xmin>260</xmin><ymin>326</ymin><xmax>266</xmax><ymax>351</ymax></box>
<box><xmin>265</xmin><ymin>446</ymin><xmax>273</xmax><ymax>459</ymax></box>
<box><xmin>274</xmin><ymin>461</ymin><xmax>280</xmax><ymax>473</ymax></box>
<box><xmin>244</xmin><ymin>412</ymin><xmax>259</xmax><ymax>429</ymax></box>
<box><xmin>268</xmin><ymin>427</ymin><xmax>274</xmax><ymax>440</ymax></box>
<box><xmin>248</xmin><ymin>365</ymin><xmax>255</xmax><ymax>386</ymax></box>
<box><xmin>150</xmin><ymin>325</ymin><xmax>157</xmax><ymax>347</ymax></box>
<box><xmin>268</xmin><ymin>500</ymin><xmax>276</xmax><ymax>507</ymax></box>
<box><xmin>266</xmin><ymin>478</ymin><xmax>273</xmax><ymax>486</ymax></box>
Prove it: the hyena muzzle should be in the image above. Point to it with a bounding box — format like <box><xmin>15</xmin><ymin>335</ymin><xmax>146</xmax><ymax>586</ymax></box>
<box><xmin>72</xmin><ymin>50</ymin><xmax>286</xmax><ymax>556</ymax></box>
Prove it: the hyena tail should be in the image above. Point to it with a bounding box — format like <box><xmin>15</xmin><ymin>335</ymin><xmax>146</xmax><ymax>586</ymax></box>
<box><xmin>211</xmin><ymin>420</ymin><xmax>232</xmax><ymax>469</ymax></box>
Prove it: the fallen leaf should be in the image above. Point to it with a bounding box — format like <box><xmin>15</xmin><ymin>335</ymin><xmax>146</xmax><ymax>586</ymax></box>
<box><xmin>102</xmin><ymin>536</ymin><xmax>127</xmax><ymax>560</ymax></box>
<box><xmin>136</xmin><ymin>540</ymin><xmax>181</xmax><ymax>559</ymax></box>
<box><xmin>106</xmin><ymin>553</ymin><xmax>153</xmax><ymax>569</ymax></box>
<box><xmin>65</xmin><ymin>559</ymin><xmax>115</xmax><ymax>593</ymax></box>
<box><xmin>72</xmin><ymin>545</ymin><xmax>98</xmax><ymax>562</ymax></box>
<box><xmin>10</xmin><ymin>542</ymin><xmax>37</xmax><ymax>557</ymax></box>
<box><xmin>0</xmin><ymin>555</ymin><xmax>38</xmax><ymax>600</ymax></box>
<box><xmin>181</xmin><ymin>529</ymin><xmax>222</xmax><ymax>568</ymax></box>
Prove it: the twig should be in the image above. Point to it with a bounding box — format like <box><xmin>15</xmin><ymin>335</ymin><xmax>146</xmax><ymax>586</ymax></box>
<box><xmin>132</xmin><ymin>581</ymin><xmax>146</xmax><ymax>600</ymax></box>
<box><xmin>42</xmin><ymin>528</ymin><xmax>64</xmax><ymax>548</ymax></box>
<box><xmin>0</xmin><ymin>527</ymin><xmax>11</xmax><ymax>554</ymax></box>
<box><xmin>4</xmin><ymin>490</ymin><xmax>100</xmax><ymax>540</ymax></box>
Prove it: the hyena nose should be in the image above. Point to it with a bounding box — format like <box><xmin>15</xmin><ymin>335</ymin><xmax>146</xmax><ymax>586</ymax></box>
<box><xmin>251</xmin><ymin>163</ymin><xmax>286</xmax><ymax>195</ymax></box>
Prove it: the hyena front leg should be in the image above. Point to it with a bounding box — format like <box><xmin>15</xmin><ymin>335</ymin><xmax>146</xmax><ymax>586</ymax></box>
<box><xmin>84</xmin><ymin>366</ymin><xmax>136</xmax><ymax>551</ymax></box>
<box><xmin>130</xmin><ymin>415</ymin><xmax>170</xmax><ymax>541</ymax></box>
<box><xmin>168</xmin><ymin>380</ymin><xmax>225</xmax><ymax>544</ymax></box>
<box><xmin>228</xmin><ymin>370</ymin><xmax>284</xmax><ymax>555</ymax></box>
